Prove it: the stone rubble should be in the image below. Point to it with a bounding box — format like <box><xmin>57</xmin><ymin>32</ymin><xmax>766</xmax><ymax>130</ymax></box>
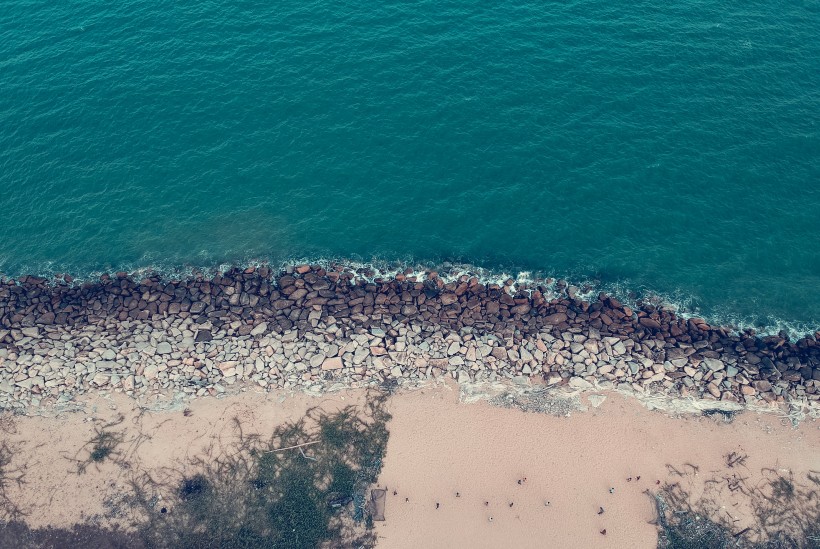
<box><xmin>0</xmin><ymin>265</ymin><xmax>818</xmax><ymax>411</ymax></box>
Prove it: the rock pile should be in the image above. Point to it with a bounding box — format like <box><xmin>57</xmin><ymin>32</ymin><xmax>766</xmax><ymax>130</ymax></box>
<box><xmin>0</xmin><ymin>265</ymin><xmax>818</xmax><ymax>410</ymax></box>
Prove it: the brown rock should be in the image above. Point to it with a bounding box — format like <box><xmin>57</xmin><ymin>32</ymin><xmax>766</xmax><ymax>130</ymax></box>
<box><xmin>491</xmin><ymin>347</ymin><xmax>507</xmax><ymax>360</ymax></box>
<box><xmin>544</xmin><ymin>312</ymin><xmax>568</xmax><ymax>325</ymax></box>
<box><xmin>510</xmin><ymin>304</ymin><xmax>531</xmax><ymax>315</ymax></box>
<box><xmin>639</xmin><ymin>317</ymin><xmax>662</xmax><ymax>330</ymax></box>
<box><xmin>36</xmin><ymin>312</ymin><xmax>55</xmax><ymax>325</ymax></box>
<box><xmin>322</xmin><ymin>357</ymin><xmax>343</xmax><ymax>370</ymax></box>
<box><xmin>440</xmin><ymin>293</ymin><xmax>458</xmax><ymax>306</ymax></box>
<box><xmin>753</xmin><ymin>380</ymin><xmax>772</xmax><ymax>392</ymax></box>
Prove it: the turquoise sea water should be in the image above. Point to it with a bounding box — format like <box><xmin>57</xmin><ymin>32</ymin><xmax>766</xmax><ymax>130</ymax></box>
<box><xmin>1</xmin><ymin>1</ymin><xmax>818</xmax><ymax>333</ymax></box>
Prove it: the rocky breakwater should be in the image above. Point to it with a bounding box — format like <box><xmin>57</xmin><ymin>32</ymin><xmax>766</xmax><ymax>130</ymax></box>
<box><xmin>0</xmin><ymin>265</ymin><xmax>819</xmax><ymax>411</ymax></box>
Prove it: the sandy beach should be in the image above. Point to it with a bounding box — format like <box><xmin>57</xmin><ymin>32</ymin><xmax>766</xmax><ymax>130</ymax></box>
<box><xmin>2</xmin><ymin>381</ymin><xmax>817</xmax><ymax>547</ymax></box>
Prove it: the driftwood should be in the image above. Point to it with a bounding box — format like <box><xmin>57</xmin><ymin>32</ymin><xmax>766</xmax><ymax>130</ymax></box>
<box><xmin>264</xmin><ymin>440</ymin><xmax>319</xmax><ymax>453</ymax></box>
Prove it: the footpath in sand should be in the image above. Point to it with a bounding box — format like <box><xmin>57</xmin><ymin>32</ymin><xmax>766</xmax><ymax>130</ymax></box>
<box><xmin>2</xmin><ymin>382</ymin><xmax>818</xmax><ymax>548</ymax></box>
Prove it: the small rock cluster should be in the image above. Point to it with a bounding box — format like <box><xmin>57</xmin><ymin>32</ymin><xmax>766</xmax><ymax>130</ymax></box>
<box><xmin>0</xmin><ymin>265</ymin><xmax>818</xmax><ymax>410</ymax></box>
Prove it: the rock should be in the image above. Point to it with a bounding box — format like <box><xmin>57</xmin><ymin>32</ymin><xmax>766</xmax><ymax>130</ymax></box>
<box><xmin>21</xmin><ymin>327</ymin><xmax>39</xmax><ymax>338</ymax></box>
<box><xmin>544</xmin><ymin>312</ymin><xmax>568</xmax><ymax>325</ymax></box>
<box><xmin>569</xmin><ymin>377</ymin><xmax>593</xmax><ymax>390</ymax></box>
<box><xmin>156</xmin><ymin>342</ymin><xmax>173</xmax><ymax>355</ymax></box>
<box><xmin>390</xmin><ymin>366</ymin><xmax>403</xmax><ymax>378</ymax></box>
<box><xmin>322</xmin><ymin>357</ymin><xmax>343</xmax><ymax>371</ymax></box>
<box><xmin>190</xmin><ymin>301</ymin><xmax>207</xmax><ymax>314</ymax></box>
<box><xmin>726</xmin><ymin>365</ymin><xmax>739</xmax><ymax>377</ymax></box>
<box><xmin>703</xmin><ymin>358</ymin><xmax>724</xmax><ymax>372</ymax></box>
<box><xmin>122</xmin><ymin>375</ymin><xmax>135</xmax><ymax>391</ymax></box>
<box><xmin>745</xmin><ymin>354</ymin><xmax>761</xmax><ymax>365</ymax></box>
<box><xmin>0</xmin><ymin>380</ymin><xmax>13</xmax><ymax>393</ymax></box>
<box><xmin>370</xmin><ymin>328</ymin><xmax>386</xmax><ymax>337</ymax></box>
<box><xmin>490</xmin><ymin>347</ymin><xmax>507</xmax><ymax>361</ymax></box>
<box><xmin>37</xmin><ymin>312</ymin><xmax>55</xmax><ymax>325</ymax></box>
<box><xmin>310</xmin><ymin>354</ymin><xmax>326</xmax><ymax>368</ymax></box>
<box><xmin>740</xmin><ymin>385</ymin><xmax>756</xmax><ymax>396</ymax></box>
<box><xmin>639</xmin><ymin>318</ymin><xmax>662</xmax><ymax>330</ymax></box>
<box><xmin>545</xmin><ymin>372</ymin><xmax>562</xmax><ymax>385</ymax></box>
<box><xmin>92</xmin><ymin>373</ymin><xmax>110</xmax><ymax>386</ymax></box>
<box><xmin>144</xmin><ymin>365</ymin><xmax>159</xmax><ymax>381</ymax></box>
<box><xmin>510</xmin><ymin>304</ymin><xmax>531</xmax><ymax>315</ymax></box>
<box><xmin>448</xmin><ymin>356</ymin><xmax>465</xmax><ymax>367</ymax></box>
<box><xmin>101</xmin><ymin>349</ymin><xmax>117</xmax><ymax>360</ymax></box>
<box><xmin>16</xmin><ymin>377</ymin><xmax>43</xmax><ymax>389</ymax></box>
<box><xmin>195</xmin><ymin>330</ymin><xmax>213</xmax><ymax>342</ymax></box>
<box><xmin>457</xmin><ymin>370</ymin><xmax>470</xmax><ymax>383</ymax></box>
<box><xmin>440</xmin><ymin>293</ymin><xmax>458</xmax><ymax>305</ymax></box>
<box><xmin>706</xmin><ymin>382</ymin><xmax>721</xmax><ymax>398</ymax></box>
<box><xmin>753</xmin><ymin>380</ymin><xmax>772</xmax><ymax>392</ymax></box>
<box><xmin>250</xmin><ymin>322</ymin><xmax>268</xmax><ymax>336</ymax></box>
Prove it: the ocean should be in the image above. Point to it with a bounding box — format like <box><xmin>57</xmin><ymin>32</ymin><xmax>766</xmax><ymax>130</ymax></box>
<box><xmin>1</xmin><ymin>0</ymin><xmax>818</xmax><ymax>334</ymax></box>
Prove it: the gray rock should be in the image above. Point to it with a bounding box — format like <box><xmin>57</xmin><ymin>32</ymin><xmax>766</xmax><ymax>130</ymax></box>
<box><xmin>156</xmin><ymin>342</ymin><xmax>172</xmax><ymax>355</ymax></box>
<box><xmin>144</xmin><ymin>365</ymin><xmax>159</xmax><ymax>380</ymax></box>
<box><xmin>569</xmin><ymin>377</ymin><xmax>593</xmax><ymax>390</ymax></box>
<box><xmin>448</xmin><ymin>356</ymin><xmax>465</xmax><ymax>367</ymax></box>
<box><xmin>703</xmin><ymin>358</ymin><xmax>725</xmax><ymax>372</ymax></box>
<box><xmin>92</xmin><ymin>373</ymin><xmax>110</xmax><ymax>386</ymax></box>
<box><xmin>250</xmin><ymin>322</ymin><xmax>268</xmax><ymax>336</ymax></box>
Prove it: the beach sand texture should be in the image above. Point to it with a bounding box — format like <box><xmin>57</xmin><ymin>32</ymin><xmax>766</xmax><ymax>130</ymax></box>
<box><xmin>2</xmin><ymin>384</ymin><xmax>817</xmax><ymax>548</ymax></box>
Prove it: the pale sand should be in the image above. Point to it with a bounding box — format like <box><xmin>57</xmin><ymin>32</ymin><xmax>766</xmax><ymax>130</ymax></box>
<box><xmin>2</xmin><ymin>385</ymin><xmax>818</xmax><ymax>548</ymax></box>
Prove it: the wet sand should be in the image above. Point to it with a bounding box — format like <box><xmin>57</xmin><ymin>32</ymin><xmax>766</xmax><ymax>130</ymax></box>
<box><xmin>2</xmin><ymin>384</ymin><xmax>818</xmax><ymax>548</ymax></box>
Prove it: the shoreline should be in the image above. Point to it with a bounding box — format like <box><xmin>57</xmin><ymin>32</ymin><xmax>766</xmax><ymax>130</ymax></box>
<box><xmin>0</xmin><ymin>264</ymin><xmax>818</xmax><ymax>415</ymax></box>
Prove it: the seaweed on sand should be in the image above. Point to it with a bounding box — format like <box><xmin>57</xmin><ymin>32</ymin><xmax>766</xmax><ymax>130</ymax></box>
<box><xmin>0</xmin><ymin>440</ymin><xmax>26</xmax><ymax>522</ymax></box>
<box><xmin>653</xmin><ymin>467</ymin><xmax>820</xmax><ymax>549</ymax></box>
